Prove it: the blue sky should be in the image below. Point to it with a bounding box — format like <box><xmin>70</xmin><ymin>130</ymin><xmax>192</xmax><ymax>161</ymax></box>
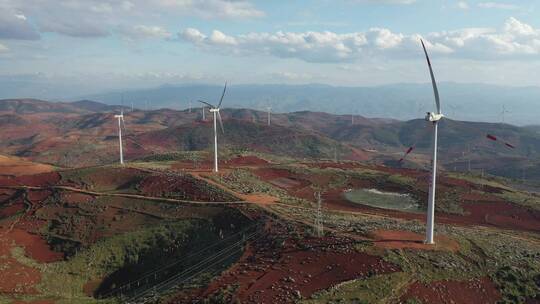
<box><xmin>0</xmin><ymin>0</ymin><xmax>539</xmax><ymax>96</ymax></box>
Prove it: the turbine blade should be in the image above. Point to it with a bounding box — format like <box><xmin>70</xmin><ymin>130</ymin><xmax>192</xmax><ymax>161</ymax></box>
<box><xmin>198</xmin><ymin>100</ymin><xmax>215</xmax><ymax>108</ymax></box>
<box><xmin>399</xmin><ymin>146</ymin><xmax>415</xmax><ymax>162</ymax></box>
<box><xmin>218</xmin><ymin>82</ymin><xmax>227</xmax><ymax>108</ymax></box>
<box><xmin>486</xmin><ymin>134</ymin><xmax>497</xmax><ymax>141</ymax></box>
<box><xmin>421</xmin><ymin>39</ymin><xmax>441</xmax><ymax>115</ymax></box>
<box><xmin>217</xmin><ymin>111</ymin><xmax>225</xmax><ymax>134</ymax></box>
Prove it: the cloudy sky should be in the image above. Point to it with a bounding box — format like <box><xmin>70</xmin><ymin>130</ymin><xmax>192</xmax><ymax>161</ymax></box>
<box><xmin>1</xmin><ymin>0</ymin><xmax>540</xmax><ymax>94</ymax></box>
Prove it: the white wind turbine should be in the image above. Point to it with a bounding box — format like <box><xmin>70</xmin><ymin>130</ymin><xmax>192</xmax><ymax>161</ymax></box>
<box><xmin>114</xmin><ymin>108</ymin><xmax>126</xmax><ymax>165</ymax></box>
<box><xmin>421</xmin><ymin>39</ymin><xmax>444</xmax><ymax>245</ymax></box>
<box><xmin>199</xmin><ymin>82</ymin><xmax>227</xmax><ymax>173</ymax></box>
<box><xmin>267</xmin><ymin>106</ymin><xmax>272</xmax><ymax>126</ymax></box>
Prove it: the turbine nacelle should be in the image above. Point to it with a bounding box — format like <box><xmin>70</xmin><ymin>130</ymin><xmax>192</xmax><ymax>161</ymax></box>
<box><xmin>209</xmin><ymin>108</ymin><xmax>219</xmax><ymax>113</ymax></box>
<box><xmin>114</xmin><ymin>114</ymin><xmax>123</xmax><ymax>118</ymax></box>
<box><xmin>425</xmin><ymin>112</ymin><xmax>444</xmax><ymax>122</ymax></box>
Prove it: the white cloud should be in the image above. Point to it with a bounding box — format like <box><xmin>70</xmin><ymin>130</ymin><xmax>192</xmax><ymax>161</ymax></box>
<box><xmin>0</xmin><ymin>0</ymin><xmax>264</xmax><ymax>40</ymax></box>
<box><xmin>271</xmin><ymin>71</ymin><xmax>314</xmax><ymax>81</ymax></box>
<box><xmin>352</xmin><ymin>0</ymin><xmax>416</xmax><ymax>4</ymax></box>
<box><xmin>153</xmin><ymin>0</ymin><xmax>264</xmax><ymax>19</ymax></box>
<box><xmin>119</xmin><ymin>25</ymin><xmax>172</xmax><ymax>39</ymax></box>
<box><xmin>457</xmin><ymin>1</ymin><xmax>470</xmax><ymax>10</ymax></box>
<box><xmin>14</xmin><ymin>14</ymin><xmax>26</xmax><ymax>21</ymax></box>
<box><xmin>478</xmin><ymin>2</ymin><xmax>519</xmax><ymax>10</ymax></box>
<box><xmin>0</xmin><ymin>43</ymin><xmax>9</xmax><ymax>52</ymax></box>
<box><xmin>179</xmin><ymin>18</ymin><xmax>540</xmax><ymax>63</ymax></box>
<box><xmin>0</xmin><ymin>12</ymin><xmax>40</xmax><ymax>40</ymax></box>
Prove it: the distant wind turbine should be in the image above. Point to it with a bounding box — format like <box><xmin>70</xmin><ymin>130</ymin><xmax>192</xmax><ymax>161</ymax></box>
<box><xmin>421</xmin><ymin>39</ymin><xmax>444</xmax><ymax>245</ymax></box>
<box><xmin>202</xmin><ymin>106</ymin><xmax>206</xmax><ymax>121</ymax></box>
<box><xmin>114</xmin><ymin>108</ymin><xmax>126</xmax><ymax>165</ymax></box>
<box><xmin>500</xmin><ymin>104</ymin><xmax>510</xmax><ymax>123</ymax></box>
<box><xmin>267</xmin><ymin>106</ymin><xmax>272</xmax><ymax>126</ymax></box>
<box><xmin>199</xmin><ymin>82</ymin><xmax>227</xmax><ymax>173</ymax></box>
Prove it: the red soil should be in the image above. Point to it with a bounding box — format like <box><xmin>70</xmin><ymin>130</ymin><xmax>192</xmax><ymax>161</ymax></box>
<box><xmin>175</xmin><ymin>219</ymin><xmax>400</xmax><ymax>304</ymax></box>
<box><xmin>463</xmin><ymin>202</ymin><xmax>540</xmax><ymax>232</ymax></box>
<box><xmin>253</xmin><ymin>167</ymin><xmax>296</xmax><ymax>181</ymax></box>
<box><xmin>0</xmin><ymin>203</ymin><xmax>25</xmax><ymax>217</ymax></box>
<box><xmin>0</xmin><ymin>229</ymin><xmax>42</xmax><ymax>295</ymax></box>
<box><xmin>461</xmin><ymin>192</ymin><xmax>505</xmax><ymax>203</ymax></box>
<box><xmin>59</xmin><ymin>192</ymin><xmax>94</xmax><ymax>204</ymax></box>
<box><xmin>0</xmin><ymin>155</ymin><xmax>54</xmax><ymax>177</ymax></box>
<box><xmin>303</xmin><ymin>161</ymin><xmax>366</xmax><ymax>170</ymax></box>
<box><xmin>401</xmin><ymin>277</ymin><xmax>501</xmax><ymax>304</ymax></box>
<box><xmin>370</xmin><ymin>230</ymin><xmax>460</xmax><ymax>252</ymax></box>
<box><xmin>5</xmin><ymin>228</ymin><xmax>63</xmax><ymax>263</ymax></box>
<box><xmin>252</xmin><ymin>167</ymin><xmax>333</xmax><ymax>199</ymax></box>
<box><xmin>138</xmin><ymin>174</ymin><xmax>235</xmax><ymax>201</ymax></box>
<box><xmin>225</xmin><ymin>155</ymin><xmax>269</xmax><ymax>166</ymax></box>
<box><xmin>12</xmin><ymin>172</ymin><xmax>61</xmax><ymax>187</ymax></box>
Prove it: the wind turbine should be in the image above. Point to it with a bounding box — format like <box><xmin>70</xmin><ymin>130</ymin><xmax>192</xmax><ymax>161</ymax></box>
<box><xmin>114</xmin><ymin>108</ymin><xmax>126</xmax><ymax>165</ymax></box>
<box><xmin>421</xmin><ymin>39</ymin><xmax>444</xmax><ymax>245</ymax></box>
<box><xmin>202</xmin><ymin>106</ymin><xmax>206</xmax><ymax>121</ymax></box>
<box><xmin>267</xmin><ymin>106</ymin><xmax>272</xmax><ymax>126</ymax></box>
<box><xmin>500</xmin><ymin>104</ymin><xmax>510</xmax><ymax>123</ymax></box>
<box><xmin>199</xmin><ymin>82</ymin><xmax>227</xmax><ymax>173</ymax></box>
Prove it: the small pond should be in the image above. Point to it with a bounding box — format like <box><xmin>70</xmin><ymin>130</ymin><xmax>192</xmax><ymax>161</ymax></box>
<box><xmin>343</xmin><ymin>188</ymin><xmax>422</xmax><ymax>213</ymax></box>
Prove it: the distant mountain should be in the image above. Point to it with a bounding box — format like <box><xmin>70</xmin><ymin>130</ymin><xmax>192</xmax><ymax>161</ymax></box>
<box><xmin>81</xmin><ymin>83</ymin><xmax>540</xmax><ymax>126</ymax></box>
<box><xmin>0</xmin><ymin>99</ymin><xmax>86</xmax><ymax>114</ymax></box>
<box><xmin>68</xmin><ymin>100</ymin><xmax>121</xmax><ymax>112</ymax></box>
<box><xmin>136</xmin><ymin>119</ymin><xmax>359</xmax><ymax>160</ymax></box>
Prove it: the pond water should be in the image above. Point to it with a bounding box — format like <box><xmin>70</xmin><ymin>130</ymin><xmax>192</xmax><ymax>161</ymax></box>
<box><xmin>343</xmin><ymin>188</ymin><xmax>422</xmax><ymax>213</ymax></box>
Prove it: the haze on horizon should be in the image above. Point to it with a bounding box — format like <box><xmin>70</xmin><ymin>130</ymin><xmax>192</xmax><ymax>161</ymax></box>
<box><xmin>1</xmin><ymin>0</ymin><xmax>540</xmax><ymax>99</ymax></box>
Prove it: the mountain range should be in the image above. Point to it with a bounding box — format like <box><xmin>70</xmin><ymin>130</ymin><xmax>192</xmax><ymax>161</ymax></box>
<box><xmin>79</xmin><ymin>83</ymin><xmax>540</xmax><ymax>126</ymax></box>
<box><xmin>1</xmin><ymin>81</ymin><xmax>540</xmax><ymax>126</ymax></box>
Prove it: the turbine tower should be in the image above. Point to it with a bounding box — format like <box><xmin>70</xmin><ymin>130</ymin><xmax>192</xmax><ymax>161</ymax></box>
<box><xmin>114</xmin><ymin>109</ymin><xmax>126</xmax><ymax>165</ymax></box>
<box><xmin>267</xmin><ymin>107</ymin><xmax>271</xmax><ymax>126</ymax></box>
<box><xmin>500</xmin><ymin>105</ymin><xmax>510</xmax><ymax>123</ymax></box>
<box><xmin>421</xmin><ymin>39</ymin><xmax>444</xmax><ymax>245</ymax></box>
<box><xmin>199</xmin><ymin>82</ymin><xmax>227</xmax><ymax>173</ymax></box>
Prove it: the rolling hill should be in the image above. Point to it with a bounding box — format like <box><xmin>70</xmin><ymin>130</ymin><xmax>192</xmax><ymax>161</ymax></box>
<box><xmin>1</xmin><ymin>98</ymin><xmax>540</xmax><ymax>181</ymax></box>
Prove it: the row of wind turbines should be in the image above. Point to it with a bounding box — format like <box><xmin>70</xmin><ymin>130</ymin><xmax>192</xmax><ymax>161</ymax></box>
<box><xmin>111</xmin><ymin>40</ymin><xmax>449</xmax><ymax>245</ymax></box>
<box><xmin>114</xmin><ymin>83</ymin><xmax>274</xmax><ymax>173</ymax></box>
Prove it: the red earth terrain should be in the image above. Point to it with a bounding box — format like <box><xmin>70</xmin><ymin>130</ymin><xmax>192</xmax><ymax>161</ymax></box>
<box><xmin>400</xmin><ymin>277</ymin><xmax>501</xmax><ymax>304</ymax></box>
<box><xmin>170</xmin><ymin>216</ymin><xmax>401</xmax><ymax>304</ymax></box>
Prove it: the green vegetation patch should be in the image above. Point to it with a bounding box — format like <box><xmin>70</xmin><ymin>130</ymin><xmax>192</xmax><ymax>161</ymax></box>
<box><xmin>344</xmin><ymin>188</ymin><xmax>421</xmax><ymax>213</ymax></box>
<box><xmin>14</xmin><ymin>220</ymin><xmax>213</xmax><ymax>303</ymax></box>
<box><xmin>303</xmin><ymin>272</ymin><xmax>411</xmax><ymax>304</ymax></box>
<box><xmin>495</xmin><ymin>189</ymin><xmax>540</xmax><ymax>211</ymax></box>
